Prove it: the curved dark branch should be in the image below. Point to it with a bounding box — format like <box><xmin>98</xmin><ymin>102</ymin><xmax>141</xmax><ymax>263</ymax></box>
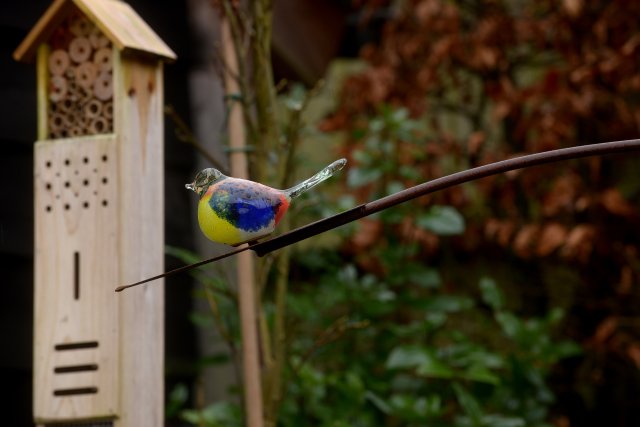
<box><xmin>116</xmin><ymin>138</ymin><xmax>640</xmax><ymax>292</ymax></box>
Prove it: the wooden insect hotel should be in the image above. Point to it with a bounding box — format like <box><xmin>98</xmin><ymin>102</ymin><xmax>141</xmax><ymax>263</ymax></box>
<box><xmin>14</xmin><ymin>0</ymin><xmax>176</xmax><ymax>425</ymax></box>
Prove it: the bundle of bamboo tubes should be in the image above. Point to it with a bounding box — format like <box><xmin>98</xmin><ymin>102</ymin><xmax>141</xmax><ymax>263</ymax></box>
<box><xmin>48</xmin><ymin>12</ymin><xmax>113</xmax><ymax>139</ymax></box>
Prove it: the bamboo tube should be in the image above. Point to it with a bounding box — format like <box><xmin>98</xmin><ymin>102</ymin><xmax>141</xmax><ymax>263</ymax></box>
<box><xmin>84</xmin><ymin>99</ymin><xmax>102</xmax><ymax>118</ymax></box>
<box><xmin>69</xmin><ymin>125</ymin><xmax>84</xmax><ymax>137</ymax></box>
<box><xmin>49</xmin><ymin>75</ymin><xmax>67</xmax><ymax>102</ymax></box>
<box><xmin>70</xmin><ymin>17</ymin><xmax>92</xmax><ymax>36</ymax></box>
<box><xmin>90</xmin><ymin>30</ymin><xmax>110</xmax><ymax>49</ymax></box>
<box><xmin>93</xmin><ymin>71</ymin><xmax>113</xmax><ymax>101</ymax></box>
<box><xmin>89</xmin><ymin>117</ymin><xmax>109</xmax><ymax>134</ymax></box>
<box><xmin>69</xmin><ymin>37</ymin><xmax>91</xmax><ymax>63</ymax></box>
<box><xmin>48</xmin><ymin>113</ymin><xmax>65</xmax><ymax>132</ymax></box>
<box><xmin>103</xmin><ymin>101</ymin><xmax>113</xmax><ymax>119</ymax></box>
<box><xmin>93</xmin><ymin>48</ymin><xmax>113</xmax><ymax>71</ymax></box>
<box><xmin>63</xmin><ymin>111</ymin><xmax>77</xmax><ymax>127</ymax></box>
<box><xmin>58</xmin><ymin>98</ymin><xmax>74</xmax><ymax>113</ymax></box>
<box><xmin>75</xmin><ymin>62</ymin><xmax>98</xmax><ymax>89</ymax></box>
<box><xmin>48</xmin><ymin>49</ymin><xmax>70</xmax><ymax>76</ymax></box>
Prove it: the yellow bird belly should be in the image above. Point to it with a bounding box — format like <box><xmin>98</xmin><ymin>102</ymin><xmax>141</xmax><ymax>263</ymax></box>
<box><xmin>197</xmin><ymin>198</ymin><xmax>242</xmax><ymax>245</ymax></box>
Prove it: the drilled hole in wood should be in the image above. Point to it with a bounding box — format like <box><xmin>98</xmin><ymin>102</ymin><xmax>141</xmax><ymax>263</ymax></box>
<box><xmin>83</xmin><ymin>156</ymin><xmax>89</xmax><ymax>164</ymax></box>
<box><xmin>83</xmin><ymin>178</ymin><xmax>89</xmax><ymax>186</ymax></box>
<box><xmin>53</xmin><ymin>387</ymin><xmax>98</xmax><ymax>396</ymax></box>
<box><xmin>64</xmin><ymin>203</ymin><xmax>70</xmax><ymax>210</ymax></box>
<box><xmin>64</xmin><ymin>181</ymin><xmax>70</xmax><ymax>188</ymax></box>
<box><xmin>74</xmin><ymin>251</ymin><xmax>80</xmax><ymax>300</ymax></box>
<box><xmin>55</xmin><ymin>341</ymin><xmax>98</xmax><ymax>351</ymax></box>
<box><xmin>45</xmin><ymin>182</ymin><xmax>52</xmax><ymax>190</ymax></box>
<box><xmin>102</xmin><ymin>199</ymin><xmax>108</xmax><ymax>207</ymax></box>
<box><xmin>102</xmin><ymin>177</ymin><xmax>108</xmax><ymax>184</ymax></box>
<box><xmin>45</xmin><ymin>161</ymin><xmax>52</xmax><ymax>168</ymax></box>
<box><xmin>54</xmin><ymin>364</ymin><xmax>98</xmax><ymax>374</ymax></box>
<box><xmin>83</xmin><ymin>201</ymin><xmax>89</xmax><ymax>209</ymax></box>
<box><xmin>46</xmin><ymin>205</ymin><xmax>52</xmax><ymax>212</ymax></box>
<box><xmin>64</xmin><ymin>158</ymin><xmax>70</xmax><ymax>166</ymax></box>
<box><xmin>102</xmin><ymin>154</ymin><xmax>108</xmax><ymax>162</ymax></box>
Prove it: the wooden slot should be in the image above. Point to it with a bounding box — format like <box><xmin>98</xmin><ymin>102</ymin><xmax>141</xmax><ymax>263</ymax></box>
<box><xmin>74</xmin><ymin>251</ymin><xmax>80</xmax><ymax>300</ymax></box>
<box><xmin>54</xmin><ymin>341</ymin><xmax>99</xmax><ymax>351</ymax></box>
<box><xmin>53</xmin><ymin>387</ymin><xmax>98</xmax><ymax>396</ymax></box>
<box><xmin>54</xmin><ymin>364</ymin><xmax>98</xmax><ymax>374</ymax></box>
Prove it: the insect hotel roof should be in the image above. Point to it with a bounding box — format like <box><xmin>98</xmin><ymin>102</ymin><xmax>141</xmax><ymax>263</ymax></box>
<box><xmin>13</xmin><ymin>0</ymin><xmax>176</xmax><ymax>63</ymax></box>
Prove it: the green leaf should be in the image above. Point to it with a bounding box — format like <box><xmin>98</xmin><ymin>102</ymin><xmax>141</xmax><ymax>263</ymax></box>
<box><xmin>166</xmin><ymin>383</ymin><xmax>188</xmax><ymax>418</ymax></box>
<box><xmin>495</xmin><ymin>312</ymin><xmax>520</xmax><ymax>338</ymax></box>
<box><xmin>421</xmin><ymin>295</ymin><xmax>474</xmax><ymax>313</ymax></box>
<box><xmin>416</xmin><ymin>205</ymin><xmax>465</xmax><ymax>235</ymax></box>
<box><xmin>189</xmin><ymin>311</ymin><xmax>213</xmax><ymax>327</ymax></box>
<box><xmin>408</xmin><ymin>267</ymin><xmax>441</xmax><ymax>289</ymax></box>
<box><xmin>479</xmin><ymin>277</ymin><xmax>503</xmax><ymax>310</ymax></box>
<box><xmin>386</xmin><ymin>345</ymin><xmax>429</xmax><ymax>370</ymax></box>
<box><xmin>453</xmin><ymin>383</ymin><xmax>484</xmax><ymax>426</ymax></box>
<box><xmin>415</xmin><ymin>354</ymin><xmax>455</xmax><ymax>379</ymax></box>
<box><xmin>461</xmin><ymin>365</ymin><xmax>501</xmax><ymax>385</ymax></box>
<box><xmin>347</xmin><ymin>167</ymin><xmax>383</xmax><ymax>188</ymax></box>
<box><xmin>365</xmin><ymin>391</ymin><xmax>391</xmax><ymax>414</ymax></box>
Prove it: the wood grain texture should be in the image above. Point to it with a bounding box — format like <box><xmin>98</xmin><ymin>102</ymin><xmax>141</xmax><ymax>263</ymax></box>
<box><xmin>114</xmin><ymin>52</ymin><xmax>165</xmax><ymax>427</ymax></box>
<box><xmin>14</xmin><ymin>0</ymin><xmax>176</xmax><ymax>63</ymax></box>
<box><xmin>37</xmin><ymin>44</ymin><xmax>51</xmax><ymax>141</ymax></box>
<box><xmin>34</xmin><ymin>135</ymin><xmax>119</xmax><ymax>422</ymax></box>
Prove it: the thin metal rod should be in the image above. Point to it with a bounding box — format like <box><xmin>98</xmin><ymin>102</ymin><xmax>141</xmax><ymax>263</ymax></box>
<box><xmin>114</xmin><ymin>246</ymin><xmax>250</xmax><ymax>292</ymax></box>
<box><xmin>115</xmin><ymin>138</ymin><xmax>640</xmax><ymax>292</ymax></box>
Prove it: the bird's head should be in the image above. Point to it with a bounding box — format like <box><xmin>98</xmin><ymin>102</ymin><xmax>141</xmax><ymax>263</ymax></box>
<box><xmin>186</xmin><ymin>168</ymin><xmax>225</xmax><ymax>198</ymax></box>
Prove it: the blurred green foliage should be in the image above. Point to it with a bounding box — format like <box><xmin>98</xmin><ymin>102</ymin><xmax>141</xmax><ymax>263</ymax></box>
<box><xmin>169</xmin><ymin>107</ymin><xmax>580</xmax><ymax>426</ymax></box>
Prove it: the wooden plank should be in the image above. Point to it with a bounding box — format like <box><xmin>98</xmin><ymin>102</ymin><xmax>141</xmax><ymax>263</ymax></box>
<box><xmin>75</xmin><ymin>0</ymin><xmax>176</xmax><ymax>61</ymax></box>
<box><xmin>13</xmin><ymin>0</ymin><xmax>71</xmax><ymax>62</ymax></box>
<box><xmin>34</xmin><ymin>135</ymin><xmax>119</xmax><ymax>422</ymax></box>
<box><xmin>36</xmin><ymin>44</ymin><xmax>50</xmax><ymax>141</ymax></box>
<box><xmin>14</xmin><ymin>0</ymin><xmax>176</xmax><ymax>63</ymax></box>
<box><xmin>114</xmin><ymin>53</ymin><xmax>164</xmax><ymax>427</ymax></box>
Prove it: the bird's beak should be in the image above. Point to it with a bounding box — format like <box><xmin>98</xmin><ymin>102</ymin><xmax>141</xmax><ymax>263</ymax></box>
<box><xmin>185</xmin><ymin>182</ymin><xmax>196</xmax><ymax>192</ymax></box>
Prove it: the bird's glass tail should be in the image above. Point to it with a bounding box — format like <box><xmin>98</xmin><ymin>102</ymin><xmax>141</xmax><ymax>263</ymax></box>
<box><xmin>283</xmin><ymin>158</ymin><xmax>347</xmax><ymax>199</ymax></box>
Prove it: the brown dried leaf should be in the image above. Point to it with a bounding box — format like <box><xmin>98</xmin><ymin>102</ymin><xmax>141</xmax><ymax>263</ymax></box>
<box><xmin>536</xmin><ymin>223</ymin><xmax>569</xmax><ymax>257</ymax></box>
<box><xmin>543</xmin><ymin>173</ymin><xmax>582</xmax><ymax>217</ymax></box>
<box><xmin>351</xmin><ymin>218</ymin><xmax>383</xmax><ymax>251</ymax></box>
<box><xmin>600</xmin><ymin>188</ymin><xmax>634</xmax><ymax>217</ymax></box>
<box><xmin>617</xmin><ymin>265</ymin><xmax>634</xmax><ymax>295</ymax></box>
<box><xmin>592</xmin><ymin>316</ymin><xmax>618</xmax><ymax>346</ymax></box>
<box><xmin>561</xmin><ymin>224</ymin><xmax>596</xmax><ymax>263</ymax></box>
<box><xmin>512</xmin><ymin>224</ymin><xmax>541</xmax><ymax>259</ymax></box>
<box><xmin>563</xmin><ymin>0</ymin><xmax>583</xmax><ymax>17</ymax></box>
<box><xmin>627</xmin><ymin>343</ymin><xmax>640</xmax><ymax>369</ymax></box>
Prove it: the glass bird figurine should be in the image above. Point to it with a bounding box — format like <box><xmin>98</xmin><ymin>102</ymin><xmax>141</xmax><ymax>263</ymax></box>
<box><xmin>186</xmin><ymin>159</ymin><xmax>347</xmax><ymax>246</ymax></box>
